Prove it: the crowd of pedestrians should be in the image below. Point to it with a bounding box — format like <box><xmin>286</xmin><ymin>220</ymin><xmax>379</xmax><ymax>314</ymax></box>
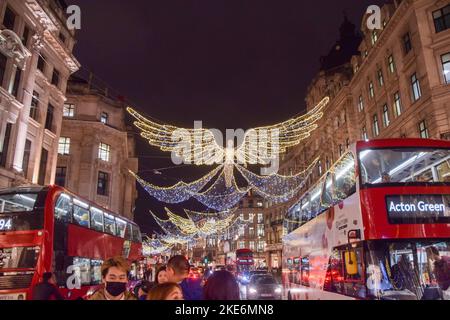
<box><xmin>32</xmin><ymin>255</ymin><xmax>241</xmax><ymax>301</ymax></box>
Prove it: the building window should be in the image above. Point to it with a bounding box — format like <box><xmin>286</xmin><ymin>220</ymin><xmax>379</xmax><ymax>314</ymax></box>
<box><xmin>249</xmin><ymin>227</ymin><xmax>255</xmax><ymax>237</ymax></box>
<box><xmin>38</xmin><ymin>148</ymin><xmax>48</xmax><ymax>185</ymax></box>
<box><xmin>371</xmin><ymin>30</ymin><xmax>378</xmax><ymax>45</ymax></box>
<box><xmin>377</xmin><ymin>69</ymin><xmax>384</xmax><ymax>87</ymax></box>
<box><xmin>403</xmin><ymin>32</ymin><xmax>412</xmax><ymax>54</ymax></box>
<box><xmin>257</xmin><ymin>241</ymin><xmax>265</xmax><ymax>252</ymax></box>
<box><xmin>0</xmin><ymin>52</ymin><xmax>7</xmax><ymax>86</ymax></box>
<box><xmin>338</xmin><ymin>144</ymin><xmax>344</xmax><ymax>156</ymax></box>
<box><xmin>388</xmin><ymin>55</ymin><xmax>396</xmax><ymax>74</ymax></box>
<box><xmin>257</xmin><ymin>213</ymin><xmax>264</xmax><ymax>224</ymax></box>
<box><xmin>433</xmin><ymin>5</ymin><xmax>450</xmax><ymax>33</ymax></box>
<box><xmin>10</xmin><ymin>67</ymin><xmax>21</xmax><ymax>98</ymax></box>
<box><xmin>362</xmin><ymin>126</ymin><xmax>368</xmax><ymax>141</ymax></box>
<box><xmin>358</xmin><ymin>95</ymin><xmax>364</xmax><ymax>111</ymax></box>
<box><xmin>394</xmin><ymin>92</ymin><xmax>402</xmax><ymax>117</ymax></box>
<box><xmin>55</xmin><ymin>167</ymin><xmax>67</xmax><ymax>187</ymax></box>
<box><xmin>249</xmin><ymin>241</ymin><xmax>255</xmax><ymax>251</ymax></box>
<box><xmin>419</xmin><ymin>121</ymin><xmax>429</xmax><ymax>139</ymax></box>
<box><xmin>257</xmin><ymin>224</ymin><xmax>265</xmax><ymax>237</ymax></box>
<box><xmin>382</xmin><ymin>104</ymin><xmax>390</xmax><ymax>127</ymax></box>
<box><xmin>30</xmin><ymin>91</ymin><xmax>39</xmax><ymax>121</ymax></box>
<box><xmin>97</xmin><ymin>171</ymin><xmax>109</xmax><ymax>196</ymax></box>
<box><xmin>22</xmin><ymin>25</ymin><xmax>31</xmax><ymax>47</ymax></box>
<box><xmin>0</xmin><ymin>123</ymin><xmax>12</xmax><ymax>167</ymax></box>
<box><xmin>2</xmin><ymin>6</ymin><xmax>16</xmax><ymax>30</ymax></box>
<box><xmin>100</xmin><ymin>112</ymin><xmax>108</xmax><ymax>124</ymax></box>
<box><xmin>37</xmin><ymin>55</ymin><xmax>45</xmax><ymax>73</ymax></box>
<box><xmin>239</xmin><ymin>241</ymin><xmax>246</xmax><ymax>249</ymax></box>
<box><xmin>45</xmin><ymin>104</ymin><xmax>54</xmax><ymax>132</ymax></box>
<box><xmin>372</xmin><ymin>115</ymin><xmax>380</xmax><ymax>137</ymax></box>
<box><xmin>58</xmin><ymin>137</ymin><xmax>71</xmax><ymax>155</ymax></box>
<box><xmin>411</xmin><ymin>73</ymin><xmax>422</xmax><ymax>102</ymax></box>
<box><xmin>346</xmin><ymin>138</ymin><xmax>350</xmax><ymax>149</ymax></box>
<box><xmin>98</xmin><ymin>143</ymin><xmax>111</xmax><ymax>162</ymax></box>
<box><xmin>442</xmin><ymin>53</ymin><xmax>450</xmax><ymax>84</ymax></box>
<box><xmin>369</xmin><ymin>82</ymin><xmax>375</xmax><ymax>99</ymax></box>
<box><xmin>325</xmin><ymin>157</ymin><xmax>330</xmax><ymax>171</ymax></box>
<box><xmin>317</xmin><ymin>160</ymin><xmax>322</xmax><ymax>176</ymax></box>
<box><xmin>63</xmin><ymin>103</ymin><xmax>75</xmax><ymax>117</ymax></box>
<box><xmin>22</xmin><ymin>140</ymin><xmax>32</xmax><ymax>179</ymax></box>
<box><xmin>51</xmin><ymin>69</ymin><xmax>60</xmax><ymax>88</ymax></box>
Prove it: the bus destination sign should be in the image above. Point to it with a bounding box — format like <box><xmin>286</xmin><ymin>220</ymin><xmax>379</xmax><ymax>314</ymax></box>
<box><xmin>386</xmin><ymin>194</ymin><xmax>450</xmax><ymax>224</ymax></box>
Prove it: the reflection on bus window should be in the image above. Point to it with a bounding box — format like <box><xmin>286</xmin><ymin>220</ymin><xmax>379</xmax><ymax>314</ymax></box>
<box><xmin>334</xmin><ymin>153</ymin><xmax>356</xmax><ymax>200</ymax></box>
<box><xmin>115</xmin><ymin>218</ymin><xmax>127</xmax><ymax>238</ymax></box>
<box><xmin>73</xmin><ymin>205</ymin><xmax>90</xmax><ymax>228</ymax></box>
<box><xmin>73</xmin><ymin>257</ymin><xmax>91</xmax><ymax>286</ymax></box>
<box><xmin>103</xmin><ymin>213</ymin><xmax>116</xmax><ymax>235</ymax></box>
<box><xmin>321</xmin><ymin>173</ymin><xmax>334</xmax><ymax>208</ymax></box>
<box><xmin>365</xmin><ymin>241</ymin><xmax>450</xmax><ymax>300</ymax></box>
<box><xmin>125</xmin><ymin>223</ymin><xmax>132</xmax><ymax>240</ymax></box>
<box><xmin>90</xmin><ymin>207</ymin><xmax>104</xmax><ymax>232</ymax></box>
<box><xmin>0</xmin><ymin>193</ymin><xmax>37</xmax><ymax>213</ymax></box>
<box><xmin>360</xmin><ymin>148</ymin><xmax>450</xmax><ymax>185</ymax></box>
<box><xmin>301</xmin><ymin>256</ymin><xmax>310</xmax><ymax>287</ymax></box>
<box><xmin>0</xmin><ymin>247</ymin><xmax>39</xmax><ymax>269</ymax></box>
<box><xmin>90</xmin><ymin>260</ymin><xmax>103</xmax><ymax>285</ymax></box>
<box><xmin>55</xmin><ymin>194</ymin><xmax>72</xmax><ymax>223</ymax></box>
<box><xmin>132</xmin><ymin>225</ymin><xmax>141</xmax><ymax>243</ymax></box>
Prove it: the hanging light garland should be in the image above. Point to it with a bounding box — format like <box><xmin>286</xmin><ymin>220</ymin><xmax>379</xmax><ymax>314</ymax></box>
<box><xmin>129</xmin><ymin>165</ymin><xmax>222</xmax><ymax>204</ymax></box>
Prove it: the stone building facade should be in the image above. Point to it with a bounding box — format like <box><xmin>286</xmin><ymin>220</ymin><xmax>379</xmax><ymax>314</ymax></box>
<box><xmin>267</xmin><ymin>0</ymin><xmax>450</xmax><ymax>267</ymax></box>
<box><xmin>0</xmin><ymin>0</ymin><xmax>79</xmax><ymax>188</ymax></box>
<box><xmin>56</xmin><ymin>76</ymin><xmax>139</xmax><ymax>220</ymax></box>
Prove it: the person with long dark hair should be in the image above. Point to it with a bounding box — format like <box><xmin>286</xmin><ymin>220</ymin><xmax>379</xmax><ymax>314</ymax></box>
<box><xmin>204</xmin><ymin>270</ymin><xmax>240</xmax><ymax>300</ymax></box>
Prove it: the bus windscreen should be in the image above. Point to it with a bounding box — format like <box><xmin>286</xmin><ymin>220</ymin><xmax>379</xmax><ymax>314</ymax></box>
<box><xmin>0</xmin><ymin>193</ymin><xmax>43</xmax><ymax>231</ymax></box>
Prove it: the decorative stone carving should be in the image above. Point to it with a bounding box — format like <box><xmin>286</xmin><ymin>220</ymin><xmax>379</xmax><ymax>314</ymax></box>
<box><xmin>0</xmin><ymin>29</ymin><xmax>31</xmax><ymax>70</ymax></box>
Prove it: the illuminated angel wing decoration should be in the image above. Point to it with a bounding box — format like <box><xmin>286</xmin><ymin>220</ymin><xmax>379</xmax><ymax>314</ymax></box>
<box><xmin>235</xmin><ymin>97</ymin><xmax>329</xmax><ymax>164</ymax></box>
<box><xmin>127</xmin><ymin>107</ymin><xmax>225</xmax><ymax>165</ymax></box>
<box><xmin>127</xmin><ymin>96</ymin><xmax>328</xmax><ymax>166</ymax></box>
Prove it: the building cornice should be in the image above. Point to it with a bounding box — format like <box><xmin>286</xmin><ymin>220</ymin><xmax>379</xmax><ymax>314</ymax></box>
<box><xmin>0</xmin><ymin>29</ymin><xmax>32</xmax><ymax>70</ymax></box>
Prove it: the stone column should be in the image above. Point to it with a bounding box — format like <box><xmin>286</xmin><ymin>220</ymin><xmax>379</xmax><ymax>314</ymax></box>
<box><xmin>12</xmin><ymin>35</ymin><xmax>43</xmax><ymax>172</ymax></box>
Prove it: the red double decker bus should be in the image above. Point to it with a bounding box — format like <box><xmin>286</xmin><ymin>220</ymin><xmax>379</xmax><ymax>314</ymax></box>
<box><xmin>283</xmin><ymin>139</ymin><xmax>450</xmax><ymax>300</ymax></box>
<box><xmin>0</xmin><ymin>185</ymin><xmax>143</xmax><ymax>300</ymax></box>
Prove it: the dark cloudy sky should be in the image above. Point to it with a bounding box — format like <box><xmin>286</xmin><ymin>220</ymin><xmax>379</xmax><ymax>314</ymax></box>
<box><xmin>69</xmin><ymin>0</ymin><xmax>385</xmax><ymax>235</ymax></box>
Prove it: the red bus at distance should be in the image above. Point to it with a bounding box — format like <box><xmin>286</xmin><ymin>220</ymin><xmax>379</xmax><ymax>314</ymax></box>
<box><xmin>0</xmin><ymin>185</ymin><xmax>143</xmax><ymax>300</ymax></box>
<box><xmin>235</xmin><ymin>248</ymin><xmax>255</xmax><ymax>276</ymax></box>
<box><xmin>283</xmin><ymin>139</ymin><xmax>450</xmax><ymax>300</ymax></box>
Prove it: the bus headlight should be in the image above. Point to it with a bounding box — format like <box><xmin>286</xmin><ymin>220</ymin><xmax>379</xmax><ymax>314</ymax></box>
<box><xmin>249</xmin><ymin>287</ymin><xmax>257</xmax><ymax>294</ymax></box>
<box><xmin>275</xmin><ymin>287</ymin><xmax>282</xmax><ymax>294</ymax></box>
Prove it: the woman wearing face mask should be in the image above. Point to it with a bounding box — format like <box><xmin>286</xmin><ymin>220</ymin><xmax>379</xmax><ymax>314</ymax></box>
<box><xmin>147</xmin><ymin>283</ymin><xmax>184</xmax><ymax>300</ymax></box>
<box><xmin>89</xmin><ymin>256</ymin><xmax>137</xmax><ymax>300</ymax></box>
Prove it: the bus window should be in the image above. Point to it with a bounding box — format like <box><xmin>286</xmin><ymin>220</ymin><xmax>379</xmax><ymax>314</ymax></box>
<box><xmin>90</xmin><ymin>259</ymin><xmax>103</xmax><ymax>285</ymax></box>
<box><xmin>115</xmin><ymin>218</ymin><xmax>127</xmax><ymax>238</ymax></box>
<box><xmin>55</xmin><ymin>194</ymin><xmax>72</xmax><ymax>223</ymax></box>
<box><xmin>73</xmin><ymin>205</ymin><xmax>90</xmax><ymax>228</ymax></box>
<box><xmin>0</xmin><ymin>193</ymin><xmax>37</xmax><ymax>213</ymax></box>
<box><xmin>90</xmin><ymin>207</ymin><xmax>104</xmax><ymax>232</ymax></box>
<box><xmin>132</xmin><ymin>225</ymin><xmax>141</xmax><ymax>243</ymax></box>
<box><xmin>300</xmin><ymin>197</ymin><xmax>311</xmax><ymax>224</ymax></box>
<box><xmin>125</xmin><ymin>223</ymin><xmax>132</xmax><ymax>240</ymax></box>
<box><xmin>360</xmin><ymin>148</ymin><xmax>450</xmax><ymax>185</ymax></box>
<box><xmin>334</xmin><ymin>153</ymin><xmax>356</xmax><ymax>201</ymax></box>
<box><xmin>73</xmin><ymin>257</ymin><xmax>91</xmax><ymax>286</ymax></box>
<box><xmin>103</xmin><ymin>213</ymin><xmax>116</xmax><ymax>235</ymax></box>
<box><xmin>309</xmin><ymin>184</ymin><xmax>322</xmax><ymax>218</ymax></box>
<box><xmin>321</xmin><ymin>173</ymin><xmax>334</xmax><ymax>208</ymax></box>
<box><xmin>437</xmin><ymin>160</ymin><xmax>450</xmax><ymax>182</ymax></box>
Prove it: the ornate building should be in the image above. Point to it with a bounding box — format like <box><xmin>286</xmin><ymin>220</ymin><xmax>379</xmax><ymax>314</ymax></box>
<box><xmin>0</xmin><ymin>0</ymin><xmax>79</xmax><ymax>188</ymax></box>
<box><xmin>56</xmin><ymin>75</ymin><xmax>139</xmax><ymax>219</ymax></box>
<box><xmin>271</xmin><ymin>0</ymin><xmax>450</xmax><ymax>265</ymax></box>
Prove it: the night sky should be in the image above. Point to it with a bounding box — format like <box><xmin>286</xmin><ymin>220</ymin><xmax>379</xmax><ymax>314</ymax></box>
<box><xmin>70</xmin><ymin>0</ymin><xmax>385</xmax><ymax>235</ymax></box>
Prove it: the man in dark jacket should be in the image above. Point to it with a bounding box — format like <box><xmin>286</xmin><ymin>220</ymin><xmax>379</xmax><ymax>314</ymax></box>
<box><xmin>32</xmin><ymin>272</ymin><xmax>64</xmax><ymax>300</ymax></box>
<box><xmin>166</xmin><ymin>255</ymin><xmax>203</xmax><ymax>300</ymax></box>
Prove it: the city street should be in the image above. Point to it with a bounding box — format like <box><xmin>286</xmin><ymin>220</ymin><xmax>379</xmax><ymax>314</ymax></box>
<box><xmin>0</xmin><ymin>0</ymin><xmax>449</xmax><ymax>304</ymax></box>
